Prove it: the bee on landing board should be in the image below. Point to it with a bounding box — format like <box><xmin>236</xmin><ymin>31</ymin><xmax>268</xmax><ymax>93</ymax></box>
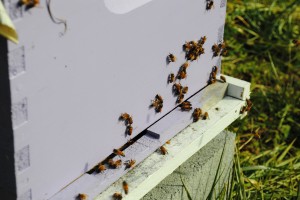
<box><xmin>113</xmin><ymin>192</ymin><xmax>123</xmax><ymax>200</ymax></box>
<box><xmin>108</xmin><ymin>159</ymin><xmax>122</xmax><ymax>169</ymax></box>
<box><xmin>123</xmin><ymin>181</ymin><xmax>129</xmax><ymax>194</ymax></box>
<box><xmin>98</xmin><ymin>164</ymin><xmax>106</xmax><ymax>173</ymax></box>
<box><xmin>78</xmin><ymin>193</ymin><xmax>88</xmax><ymax>200</ymax></box>
<box><xmin>113</xmin><ymin>149</ymin><xmax>125</xmax><ymax>157</ymax></box>
<box><xmin>125</xmin><ymin>159</ymin><xmax>136</xmax><ymax>169</ymax></box>
<box><xmin>167</xmin><ymin>53</ymin><xmax>176</xmax><ymax>63</ymax></box>
<box><xmin>179</xmin><ymin>101</ymin><xmax>192</xmax><ymax>111</ymax></box>
<box><xmin>160</xmin><ymin>146</ymin><xmax>168</xmax><ymax>155</ymax></box>
<box><xmin>166</xmin><ymin>140</ymin><xmax>171</xmax><ymax>144</ymax></box>
<box><xmin>202</xmin><ymin>112</ymin><xmax>209</xmax><ymax>120</ymax></box>
<box><xmin>192</xmin><ymin>108</ymin><xmax>202</xmax><ymax>122</ymax></box>
<box><xmin>220</xmin><ymin>75</ymin><xmax>226</xmax><ymax>83</ymax></box>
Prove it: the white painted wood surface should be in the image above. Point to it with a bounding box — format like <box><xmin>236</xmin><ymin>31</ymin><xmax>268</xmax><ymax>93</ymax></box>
<box><xmin>1</xmin><ymin>0</ymin><xmax>227</xmax><ymax>199</ymax></box>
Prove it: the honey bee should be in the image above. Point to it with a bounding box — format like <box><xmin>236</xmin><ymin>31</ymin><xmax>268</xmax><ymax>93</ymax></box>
<box><xmin>166</xmin><ymin>140</ymin><xmax>171</xmax><ymax>144</ymax></box>
<box><xmin>218</xmin><ymin>42</ymin><xmax>226</xmax><ymax>49</ymax></box>
<box><xmin>245</xmin><ymin>99</ymin><xmax>253</xmax><ymax>112</ymax></box>
<box><xmin>220</xmin><ymin>48</ymin><xmax>228</xmax><ymax>56</ymax></box>
<box><xmin>212</xmin><ymin>66</ymin><xmax>218</xmax><ymax>73</ymax></box>
<box><xmin>192</xmin><ymin>108</ymin><xmax>202</xmax><ymax>122</ymax></box>
<box><xmin>182</xmin><ymin>86</ymin><xmax>188</xmax><ymax>94</ymax></box>
<box><xmin>113</xmin><ymin>192</ymin><xmax>123</xmax><ymax>200</ymax></box>
<box><xmin>123</xmin><ymin>181</ymin><xmax>129</xmax><ymax>194</ymax></box>
<box><xmin>167</xmin><ymin>53</ymin><xmax>176</xmax><ymax>63</ymax></box>
<box><xmin>198</xmin><ymin>36</ymin><xmax>207</xmax><ymax>45</ymax></box>
<box><xmin>212</xmin><ymin>44</ymin><xmax>220</xmax><ymax>56</ymax></box>
<box><xmin>220</xmin><ymin>75</ymin><xmax>226</xmax><ymax>83</ymax></box>
<box><xmin>186</xmin><ymin>53</ymin><xmax>196</xmax><ymax>61</ymax></box>
<box><xmin>177</xmin><ymin>93</ymin><xmax>185</xmax><ymax>104</ymax></box>
<box><xmin>126</xmin><ymin>125</ymin><xmax>133</xmax><ymax>136</ymax></box>
<box><xmin>160</xmin><ymin>146</ymin><xmax>168</xmax><ymax>155</ymax></box>
<box><xmin>207</xmin><ymin>78</ymin><xmax>216</xmax><ymax>85</ymax></box>
<box><xmin>19</xmin><ymin>0</ymin><xmax>39</xmax><ymax>6</ymax></box>
<box><xmin>206</xmin><ymin>0</ymin><xmax>214</xmax><ymax>10</ymax></box>
<box><xmin>168</xmin><ymin>73</ymin><xmax>175</xmax><ymax>83</ymax></box>
<box><xmin>108</xmin><ymin>159</ymin><xmax>122</xmax><ymax>169</ymax></box>
<box><xmin>125</xmin><ymin>159</ymin><xmax>136</xmax><ymax>169</ymax></box>
<box><xmin>202</xmin><ymin>112</ymin><xmax>209</xmax><ymax>120</ymax></box>
<box><xmin>211</xmin><ymin>71</ymin><xmax>216</xmax><ymax>80</ymax></box>
<box><xmin>179</xmin><ymin>101</ymin><xmax>192</xmax><ymax>111</ymax></box>
<box><xmin>177</xmin><ymin>70</ymin><xmax>187</xmax><ymax>80</ymax></box>
<box><xmin>173</xmin><ymin>83</ymin><xmax>182</xmax><ymax>95</ymax></box>
<box><xmin>156</xmin><ymin>94</ymin><xmax>163</xmax><ymax>103</ymax></box>
<box><xmin>113</xmin><ymin>149</ymin><xmax>125</xmax><ymax>157</ymax></box>
<box><xmin>98</xmin><ymin>164</ymin><xmax>106</xmax><ymax>173</ymax></box>
<box><xmin>78</xmin><ymin>193</ymin><xmax>88</xmax><ymax>200</ymax></box>
<box><xmin>151</xmin><ymin>95</ymin><xmax>163</xmax><ymax>113</ymax></box>
<box><xmin>183</xmin><ymin>42</ymin><xmax>192</xmax><ymax>52</ymax></box>
<box><xmin>292</xmin><ymin>39</ymin><xmax>300</xmax><ymax>47</ymax></box>
<box><xmin>119</xmin><ymin>113</ymin><xmax>133</xmax><ymax>125</ymax></box>
<box><xmin>181</xmin><ymin>62</ymin><xmax>190</xmax><ymax>71</ymax></box>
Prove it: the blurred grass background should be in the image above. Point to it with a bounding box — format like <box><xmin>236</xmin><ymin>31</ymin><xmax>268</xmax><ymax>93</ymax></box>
<box><xmin>223</xmin><ymin>0</ymin><xmax>300</xmax><ymax>199</ymax></box>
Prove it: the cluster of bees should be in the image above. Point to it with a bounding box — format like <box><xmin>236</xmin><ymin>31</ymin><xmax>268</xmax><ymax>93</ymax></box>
<box><xmin>183</xmin><ymin>36</ymin><xmax>206</xmax><ymax>61</ymax></box>
<box><xmin>150</xmin><ymin>94</ymin><xmax>164</xmax><ymax>113</ymax></box>
<box><xmin>212</xmin><ymin>42</ymin><xmax>227</xmax><ymax>57</ymax></box>
<box><xmin>240</xmin><ymin>98</ymin><xmax>253</xmax><ymax>114</ymax></box>
<box><xmin>18</xmin><ymin>0</ymin><xmax>39</xmax><ymax>9</ymax></box>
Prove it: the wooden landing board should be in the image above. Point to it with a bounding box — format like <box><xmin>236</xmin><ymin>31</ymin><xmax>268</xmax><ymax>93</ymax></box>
<box><xmin>51</xmin><ymin>75</ymin><xmax>250</xmax><ymax>199</ymax></box>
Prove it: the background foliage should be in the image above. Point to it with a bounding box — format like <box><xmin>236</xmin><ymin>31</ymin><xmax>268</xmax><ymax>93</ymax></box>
<box><xmin>223</xmin><ymin>0</ymin><xmax>300</xmax><ymax>199</ymax></box>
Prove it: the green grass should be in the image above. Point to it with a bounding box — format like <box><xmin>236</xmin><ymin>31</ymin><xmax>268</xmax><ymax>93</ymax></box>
<box><xmin>223</xmin><ymin>0</ymin><xmax>300</xmax><ymax>199</ymax></box>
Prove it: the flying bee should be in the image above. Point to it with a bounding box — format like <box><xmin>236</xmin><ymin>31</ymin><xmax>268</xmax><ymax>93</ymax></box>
<box><xmin>173</xmin><ymin>83</ymin><xmax>182</xmax><ymax>95</ymax></box>
<box><xmin>98</xmin><ymin>164</ymin><xmax>106</xmax><ymax>173</ymax></box>
<box><xmin>220</xmin><ymin>75</ymin><xmax>226</xmax><ymax>83</ymax></box>
<box><xmin>203</xmin><ymin>112</ymin><xmax>209</xmax><ymax>120</ymax></box>
<box><xmin>206</xmin><ymin>0</ymin><xmax>214</xmax><ymax>10</ymax></box>
<box><xmin>126</xmin><ymin>125</ymin><xmax>133</xmax><ymax>136</ymax></box>
<box><xmin>125</xmin><ymin>159</ymin><xmax>136</xmax><ymax>169</ymax></box>
<box><xmin>192</xmin><ymin>108</ymin><xmax>202</xmax><ymax>122</ymax></box>
<box><xmin>123</xmin><ymin>181</ymin><xmax>129</xmax><ymax>195</ymax></box>
<box><xmin>113</xmin><ymin>149</ymin><xmax>125</xmax><ymax>157</ymax></box>
<box><xmin>113</xmin><ymin>192</ymin><xmax>123</xmax><ymax>200</ymax></box>
<box><xmin>167</xmin><ymin>53</ymin><xmax>176</xmax><ymax>63</ymax></box>
<box><xmin>78</xmin><ymin>193</ymin><xmax>88</xmax><ymax>200</ymax></box>
<box><xmin>160</xmin><ymin>146</ymin><xmax>168</xmax><ymax>155</ymax></box>
<box><xmin>168</xmin><ymin>73</ymin><xmax>175</xmax><ymax>83</ymax></box>
<box><xmin>292</xmin><ymin>39</ymin><xmax>300</xmax><ymax>47</ymax></box>
<box><xmin>182</xmin><ymin>86</ymin><xmax>188</xmax><ymax>94</ymax></box>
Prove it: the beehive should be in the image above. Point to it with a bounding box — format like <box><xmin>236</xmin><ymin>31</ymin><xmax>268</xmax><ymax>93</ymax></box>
<box><xmin>0</xmin><ymin>0</ymin><xmax>227</xmax><ymax>199</ymax></box>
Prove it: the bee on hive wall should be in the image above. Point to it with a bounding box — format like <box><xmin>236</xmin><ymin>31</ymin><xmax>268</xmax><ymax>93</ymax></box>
<box><xmin>77</xmin><ymin>193</ymin><xmax>88</xmax><ymax>200</ymax></box>
<box><xmin>113</xmin><ymin>149</ymin><xmax>125</xmax><ymax>157</ymax></box>
<box><xmin>167</xmin><ymin>53</ymin><xmax>176</xmax><ymax>63</ymax></box>
<box><xmin>125</xmin><ymin>159</ymin><xmax>136</xmax><ymax>169</ymax></box>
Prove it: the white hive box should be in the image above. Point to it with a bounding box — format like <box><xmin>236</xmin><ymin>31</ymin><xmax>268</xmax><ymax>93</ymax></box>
<box><xmin>0</xmin><ymin>0</ymin><xmax>227</xmax><ymax>199</ymax></box>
